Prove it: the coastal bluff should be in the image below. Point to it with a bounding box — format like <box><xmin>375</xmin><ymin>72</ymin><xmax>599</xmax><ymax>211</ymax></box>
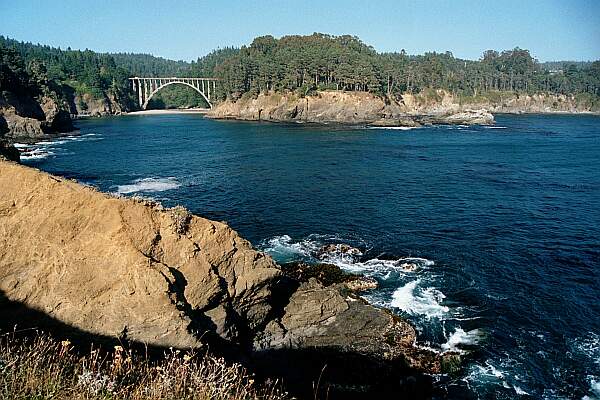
<box><xmin>207</xmin><ymin>90</ymin><xmax>495</xmax><ymax>126</ymax></box>
<box><xmin>0</xmin><ymin>160</ymin><xmax>455</xmax><ymax>397</ymax></box>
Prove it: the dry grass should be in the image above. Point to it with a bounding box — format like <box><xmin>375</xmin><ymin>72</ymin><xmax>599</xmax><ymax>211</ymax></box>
<box><xmin>0</xmin><ymin>333</ymin><xmax>288</xmax><ymax>400</ymax></box>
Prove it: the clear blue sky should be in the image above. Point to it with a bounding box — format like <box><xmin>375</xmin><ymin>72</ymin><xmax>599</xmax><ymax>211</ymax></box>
<box><xmin>1</xmin><ymin>0</ymin><xmax>599</xmax><ymax>62</ymax></box>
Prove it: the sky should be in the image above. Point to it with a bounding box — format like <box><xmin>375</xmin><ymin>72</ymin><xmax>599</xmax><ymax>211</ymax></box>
<box><xmin>1</xmin><ymin>0</ymin><xmax>599</xmax><ymax>62</ymax></box>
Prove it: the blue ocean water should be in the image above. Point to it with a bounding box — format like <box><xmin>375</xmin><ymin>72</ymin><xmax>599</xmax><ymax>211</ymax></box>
<box><xmin>18</xmin><ymin>114</ymin><xmax>600</xmax><ymax>399</ymax></box>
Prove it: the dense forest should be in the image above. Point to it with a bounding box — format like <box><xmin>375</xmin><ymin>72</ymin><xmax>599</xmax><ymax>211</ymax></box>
<box><xmin>2</xmin><ymin>33</ymin><xmax>599</xmax><ymax>111</ymax></box>
<box><xmin>214</xmin><ymin>33</ymin><xmax>600</xmax><ymax>105</ymax></box>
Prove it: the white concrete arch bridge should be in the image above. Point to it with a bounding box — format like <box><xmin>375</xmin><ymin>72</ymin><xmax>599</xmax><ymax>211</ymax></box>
<box><xmin>129</xmin><ymin>77</ymin><xmax>219</xmax><ymax>109</ymax></box>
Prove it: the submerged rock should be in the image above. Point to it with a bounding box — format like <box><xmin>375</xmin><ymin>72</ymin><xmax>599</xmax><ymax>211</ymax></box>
<box><xmin>281</xmin><ymin>261</ymin><xmax>378</xmax><ymax>292</ymax></box>
<box><xmin>316</xmin><ymin>243</ymin><xmax>363</xmax><ymax>259</ymax></box>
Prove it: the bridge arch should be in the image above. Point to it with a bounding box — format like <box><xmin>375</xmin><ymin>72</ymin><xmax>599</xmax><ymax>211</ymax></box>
<box><xmin>129</xmin><ymin>77</ymin><xmax>218</xmax><ymax>110</ymax></box>
<box><xmin>143</xmin><ymin>81</ymin><xmax>212</xmax><ymax>109</ymax></box>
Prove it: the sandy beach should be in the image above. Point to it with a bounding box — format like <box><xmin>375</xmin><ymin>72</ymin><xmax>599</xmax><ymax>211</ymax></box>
<box><xmin>126</xmin><ymin>108</ymin><xmax>210</xmax><ymax>115</ymax></box>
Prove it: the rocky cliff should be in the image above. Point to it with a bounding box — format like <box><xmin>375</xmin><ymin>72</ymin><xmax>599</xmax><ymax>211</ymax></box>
<box><xmin>73</xmin><ymin>92</ymin><xmax>127</xmax><ymax>117</ymax></box>
<box><xmin>0</xmin><ymin>160</ymin><xmax>454</xmax><ymax>397</ymax></box>
<box><xmin>207</xmin><ymin>89</ymin><xmax>598</xmax><ymax>126</ymax></box>
<box><xmin>207</xmin><ymin>90</ymin><xmax>495</xmax><ymax>126</ymax></box>
<box><xmin>0</xmin><ymin>91</ymin><xmax>73</xmax><ymax>141</ymax></box>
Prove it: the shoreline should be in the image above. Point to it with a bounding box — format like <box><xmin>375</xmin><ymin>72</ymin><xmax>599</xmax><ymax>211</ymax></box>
<box><xmin>125</xmin><ymin>108</ymin><xmax>210</xmax><ymax>116</ymax></box>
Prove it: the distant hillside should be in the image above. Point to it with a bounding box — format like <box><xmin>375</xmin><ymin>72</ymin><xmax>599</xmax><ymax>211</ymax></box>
<box><xmin>1</xmin><ymin>33</ymin><xmax>599</xmax><ymax>128</ymax></box>
<box><xmin>0</xmin><ymin>36</ymin><xmax>241</xmax><ymax>114</ymax></box>
<box><xmin>211</xmin><ymin>33</ymin><xmax>600</xmax><ymax>106</ymax></box>
<box><xmin>540</xmin><ymin>61</ymin><xmax>593</xmax><ymax>71</ymax></box>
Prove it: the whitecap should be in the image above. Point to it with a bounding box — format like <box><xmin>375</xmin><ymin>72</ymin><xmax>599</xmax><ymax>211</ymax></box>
<box><xmin>259</xmin><ymin>235</ymin><xmax>320</xmax><ymax>263</ymax></box>
<box><xmin>116</xmin><ymin>177</ymin><xmax>180</xmax><ymax>194</ymax></box>
<box><xmin>370</xmin><ymin>126</ymin><xmax>418</xmax><ymax>130</ymax></box>
<box><xmin>514</xmin><ymin>386</ymin><xmax>529</xmax><ymax>395</ymax></box>
<box><xmin>20</xmin><ymin>149</ymin><xmax>54</xmax><ymax>160</ymax></box>
<box><xmin>582</xmin><ymin>378</ymin><xmax>600</xmax><ymax>400</ymax></box>
<box><xmin>463</xmin><ymin>360</ymin><xmax>506</xmax><ymax>386</ymax></box>
<box><xmin>572</xmin><ymin>333</ymin><xmax>600</xmax><ymax>366</ymax></box>
<box><xmin>391</xmin><ymin>279</ymin><xmax>449</xmax><ymax>319</ymax></box>
<box><xmin>12</xmin><ymin>143</ymin><xmax>28</xmax><ymax>149</ymax></box>
<box><xmin>441</xmin><ymin>327</ymin><xmax>483</xmax><ymax>353</ymax></box>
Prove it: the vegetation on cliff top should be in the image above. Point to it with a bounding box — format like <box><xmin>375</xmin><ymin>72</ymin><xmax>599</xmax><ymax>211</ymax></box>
<box><xmin>0</xmin><ymin>333</ymin><xmax>287</xmax><ymax>400</ymax></box>
<box><xmin>2</xmin><ymin>33</ymin><xmax>599</xmax><ymax>111</ymax></box>
<box><xmin>213</xmin><ymin>33</ymin><xmax>600</xmax><ymax>107</ymax></box>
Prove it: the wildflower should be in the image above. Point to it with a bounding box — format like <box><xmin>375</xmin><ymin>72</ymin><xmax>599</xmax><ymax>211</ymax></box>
<box><xmin>61</xmin><ymin>340</ymin><xmax>71</xmax><ymax>347</ymax></box>
<box><xmin>114</xmin><ymin>345</ymin><xmax>123</xmax><ymax>352</ymax></box>
<box><xmin>183</xmin><ymin>354</ymin><xmax>192</xmax><ymax>362</ymax></box>
<box><xmin>77</xmin><ymin>369</ymin><xmax>115</xmax><ymax>395</ymax></box>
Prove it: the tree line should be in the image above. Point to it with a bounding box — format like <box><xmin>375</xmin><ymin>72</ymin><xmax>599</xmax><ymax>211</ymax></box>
<box><xmin>2</xmin><ymin>34</ymin><xmax>599</xmax><ymax>110</ymax></box>
<box><xmin>212</xmin><ymin>33</ymin><xmax>600</xmax><ymax>102</ymax></box>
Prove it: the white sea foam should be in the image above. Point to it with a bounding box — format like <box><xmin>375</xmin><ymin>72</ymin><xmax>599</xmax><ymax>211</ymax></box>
<box><xmin>514</xmin><ymin>386</ymin><xmax>529</xmax><ymax>395</ymax></box>
<box><xmin>441</xmin><ymin>327</ymin><xmax>483</xmax><ymax>353</ymax></box>
<box><xmin>20</xmin><ymin>149</ymin><xmax>54</xmax><ymax>160</ymax></box>
<box><xmin>582</xmin><ymin>378</ymin><xmax>600</xmax><ymax>400</ymax></box>
<box><xmin>260</xmin><ymin>235</ymin><xmax>320</xmax><ymax>262</ymax></box>
<box><xmin>370</xmin><ymin>126</ymin><xmax>418</xmax><ymax>130</ymax></box>
<box><xmin>13</xmin><ymin>143</ymin><xmax>28</xmax><ymax>149</ymax></box>
<box><xmin>572</xmin><ymin>333</ymin><xmax>600</xmax><ymax>366</ymax></box>
<box><xmin>391</xmin><ymin>279</ymin><xmax>449</xmax><ymax>318</ymax></box>
<box><xmin>261</xmin><ymin>234</ymin><xmax>436</xmax><ymax>275</ymax></box>
<box><xmin>116</xmin><ymin>177</ymin><xmax>180</xmax><ymax>194</ymax></box>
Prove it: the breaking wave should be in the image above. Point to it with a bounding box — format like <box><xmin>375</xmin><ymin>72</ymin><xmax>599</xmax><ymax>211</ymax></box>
<box><xmin>390</xmin><ymin>279</ymin><xmax>449</xmax><ymax>319</ymax></box>
<box><xmin>441</xmin><ymin>327</ymin><xmax>484</xmax><ymax>353</ymax></box>
<box><xmin>259</xmin><ymin>234</ymin><xmax>465</xmax><ymax>322</ymax></box>
<box><xmin>259</xmin><ymin>234</ymin><xmax>320</xmax><ymax>261</ymax></box>
<box><xmin>17</xmin><ymin>133</ymin><xmax>102</xmax><ymax>162</ymax></box>
<box><xmin>369</xmin><ymin>126</ymin><xmax>419</xmax><ymax>130</ymax></box>
<box><xmin>116</xmin><ymin>177</ymin><xmax>181</xmax><ymax>194</ymax></box>
<box><xmin>19</xmin><ymin>148</ymin><xmax>55</xmax><ymax>160</ymax></box>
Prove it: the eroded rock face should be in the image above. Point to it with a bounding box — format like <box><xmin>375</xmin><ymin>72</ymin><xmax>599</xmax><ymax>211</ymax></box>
<box><xmin>0</xmin><ymin>161</ymin><xmax>280</xmax><ymax>348</ymax></box>
<box><xmin>207</xmin><ymin>90</ymin><xmax>497</xmax><ymax>126</ymax></box>
<box><xmin>74</xmin><ymin>92</ymin><xmax>124</xmax><ymax>117</ymax></box>
<box><xmin>0</xmin><ymin>161</ymin><xmax>455</xmax><ymax>397</ymax></box>
<box><xmin>0</xmin><ymin>94</ymin><xmax>74</xmax><ymax>139</ymax></box>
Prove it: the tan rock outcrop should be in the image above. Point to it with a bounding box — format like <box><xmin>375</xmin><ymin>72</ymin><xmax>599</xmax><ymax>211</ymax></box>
<box><xmin>207</xmin><ymin>90</ymin><xmax>495</xmax><ymax>126</ymax></box>
<box><xmin>0</xmin><ymin>160</ymin><xmax>460</xmax><ymax>396</ymax></box>
<box><xmin>74</xmin><ymin>92</ymin><xmax>124</xmax><ymax>117</ymax></box>
<box><xmin>0</xmin><ymin>160</ymin><xmax>280</xmax><ymax>347</ymax></box>
<box><xmin>0</xmin><ymin>94</ymin><xmax>73</xmax><ymax>139</ymax></box>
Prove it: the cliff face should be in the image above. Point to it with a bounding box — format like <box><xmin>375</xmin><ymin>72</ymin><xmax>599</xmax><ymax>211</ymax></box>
<box><xmin>0</xmin><ymin>160</ymin><xmax>280</xmax><ymax>348</ymax></box>
<box><xmin>0</xmin><ymin>91</ymin><xmax>73</xmax><ymax>141</ymax></box>
<box><xmin>207</xmin><ymin>90</ymin><xmax>494</xmax><ymax>126</ymax></box>
<box><xmin>208</xmin><ymin>89</ymin><xmax>597</xmax><ymax>126</ymax></box>
<box><xmin>455</xmin><ymin>91</ymin><xmax>596</xmax><ymax>113</ymax></box>
<box><xmin>73</xmin><ymin>92</ymin><xmax>126</xmax><ymax>117</ymax></box>
<box><xmin>0</xmin><ymin>160</ymin><xmax>453</xmax><ymax>395</ymax></box>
